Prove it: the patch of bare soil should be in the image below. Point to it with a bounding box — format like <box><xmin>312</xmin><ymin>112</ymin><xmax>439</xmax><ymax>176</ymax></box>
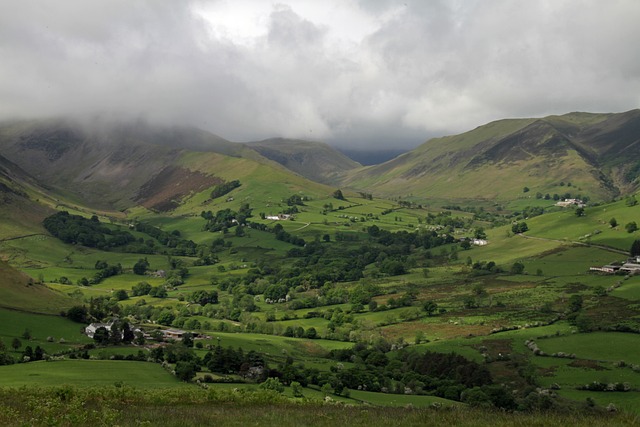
<box><xmin>136</xmin><ymin>166</ymin><xmax>222</xmax><ymax>212</ymax></box>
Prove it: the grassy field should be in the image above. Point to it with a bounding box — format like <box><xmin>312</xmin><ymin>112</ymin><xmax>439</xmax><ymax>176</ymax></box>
<box><xmin>536</xmin><ymin>332</ymin><xmax>640</xmax><ymax>365</ymax></box>
<box><xmin>0</xmin><ymin>360</ymin><xmax>188</xmax><ymax>388</ymax></box>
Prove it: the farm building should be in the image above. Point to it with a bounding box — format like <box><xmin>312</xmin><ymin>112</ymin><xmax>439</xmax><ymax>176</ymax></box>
<box><xmin>590</xmin><ymin>256</ymin><xmax>640</xmax><ymax>274</ymax></box>
<box><xmin>85</xmin><ymin>322</ymin><xmax>113</xmax><ymax>338</ymax></box>
<box><xmin>265</xmin><ymin>214</ymin><xmax>292</xmax><ymax>221</ymax></box>
<box><xmin>85</xmin><ymin>321</ymin><xmax>141</xmax><ymax>338</ymax></box>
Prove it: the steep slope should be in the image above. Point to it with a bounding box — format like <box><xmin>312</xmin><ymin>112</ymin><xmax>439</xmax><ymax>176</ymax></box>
<box><xmin>248</xmin><ymin>138</ymin><xmax>361</xmax><ymax>183</ymax></box>
<box><xmin>0</xmin><ymin>119</ymin><xmax>271</xmax><ymax>210</ymax></box>
<box><xmin>0</xmin><ymin>119</ymin><xmax>340</xmax><ymax>219</ymax></box>
<box><xmin>343</xmin><ymin>110</ymin><xmax>640</xmax><ymax>202</ymax></box>
<box><xmin>0</xmin><ymin>154</ymin><xmax>54</xmax><ymax>239</ymax></box>
<box><xmin>0</xmin><ymin>260</ymin><xmax>74</xmax><ymax>314</ymax></box>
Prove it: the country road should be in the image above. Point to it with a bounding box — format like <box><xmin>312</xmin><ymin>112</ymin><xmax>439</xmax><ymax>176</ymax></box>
<box><xmin>292</xmin><ymin>222</ymin><xmax>311</xmax><ymax>231</ymax></box>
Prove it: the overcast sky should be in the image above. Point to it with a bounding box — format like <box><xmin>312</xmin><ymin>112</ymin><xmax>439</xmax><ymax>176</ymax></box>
<box><xmin>1</xmin><ymin>0</ymin><xmax>639</xmax><ymax>149</ymax></box>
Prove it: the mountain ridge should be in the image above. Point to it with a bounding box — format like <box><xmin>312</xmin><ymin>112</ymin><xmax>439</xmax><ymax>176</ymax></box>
<box><xmin>341</xmin><ymin>109</ymin><xmax>640</xmax><ymax>202</ymax></box>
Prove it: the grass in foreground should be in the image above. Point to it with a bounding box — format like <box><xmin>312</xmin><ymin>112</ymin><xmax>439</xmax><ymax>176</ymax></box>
<box><xmin>0</xmin><ymin>386</ymin><xmax>635</xmax><ymax>427</ymax></box>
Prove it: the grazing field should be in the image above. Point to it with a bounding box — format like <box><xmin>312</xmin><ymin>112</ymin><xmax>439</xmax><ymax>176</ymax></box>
<box><xmin>0</xmin><ymin>307</ymin><xmax>89</xmax><ymax>345</ymax></box>
<box><xmin>536</xmin><ymin>332</ymin><xmax>640</xmax><ymax>365</ymax></box>
<box><xmin>0</xmin><ymin>360</ymin><xmax>188</xmax><ymax>388</ymax></box>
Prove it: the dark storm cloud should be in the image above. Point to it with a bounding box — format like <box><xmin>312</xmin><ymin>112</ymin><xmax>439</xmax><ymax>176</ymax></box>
<box><xmin>1</xmin><ymin>0</ymin><xmax>639</xmax><ymax>149</ymax></box>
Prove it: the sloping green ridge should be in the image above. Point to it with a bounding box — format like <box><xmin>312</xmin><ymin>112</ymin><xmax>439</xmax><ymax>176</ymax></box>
<box><xmin>342</xmin><ymin>110</ymin><xmax>640</xmax><ymax>202</ymax></box>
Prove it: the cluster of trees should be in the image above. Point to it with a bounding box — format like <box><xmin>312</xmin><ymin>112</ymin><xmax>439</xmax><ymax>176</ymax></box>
<box><xmin>43</xmin><ymin>212</ymin><xmax>135</xmax><ymax>249</ymax></box>
<box><xmin>332</xmin><ymin>189</ymin><xmax>345</xmax><ymax>200</ymax></box>
<box><xmin>0</xmin><ymin>339</ymin><xmax>16</xmax><ymax>365</ymax></box>
<box><xmin>65</xmin><ymin>296</ymin><xmax>121</xmax><ymax>324</ymax></box>
<box><xmin>131</xmin><ymin>222</ymin><xmax>197</xmax><ymax>256</ymax></box>
<box><xmin>203</xmin><ymin>346</ymin><xmax>266</xmax><ymax>377</ymax></box>
<box><xmin>131</xmin><ymin>281</ymin><xmax>168</xmax><ymax>298</ymax></box>
<box><xmin>201</xmin><ymin>204</ymin><xmax>252</xmax><ymax>232</ymax></box>
<box><xmin>92</xmin><ymin>321</ymin><xmax>136</xmax><ymax>346</ymax></box>
<box><xmin>91</xmin><ymin>260</ymin><xmax>122</xmax><ymax>284</ymax></box>
<box><xmin>0</xmin><ymin>338</ymin><xmax>47</xmax><ymax>366</ymax></box>
<box><xmin>188</xmin><ymin>290</ymin><xmax>219</xmax><ymax>305</ymax></box>
<box><xmin>424</xmin><ymin>211</ymin><xmax>469</xmax><ymax>229</ymax></box>
<box><xmin>470</xmin><ymin>261</ymin><xmax>502</xmax><ymax>276</ymax></box>
<box><xmin>515</xmin><ymin>206</ymin><xmax>544</xmax><ymax>219</ymax></box>
<box><xmin>273</xmin><ymin>223</ymin><xmax>306</xmax><ymax>247</ymax></box>
<box><xmin>294</xmin><ymin>344</ymin><xmax>497</xmax><ymax>402</ymax></box>
<box><xmin>210</xmin><ymin>180</ymin><xmax>241</xmax><ymax>200</ymax></box>
<box><xmin>286</xmin><ymin>194</ymin><xmax>307</xmax><ymax>206</ymax></box>
<box><xmin>143</xmin><ymin>333</ymin><xmax>512</xmax><ymax>408</ymax></box>
<box><xmin>534</xmin><ymin>191</ymin><xmax>588</xmax><ymax>203</ymax></box>
<box><xmin>511</xmin><ymin>222</ymin><xmax>529</xmax><ymax>234</ymax></box>
<box><xmin>44</xmin><ymin>212</ymin><xmax>199</xmax><ymax>256</ymax></box>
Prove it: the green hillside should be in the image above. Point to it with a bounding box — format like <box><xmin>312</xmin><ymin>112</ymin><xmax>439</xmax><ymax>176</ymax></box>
<box><xmin>0</xmin><ymin>260</ymin><xmax>74</xmax><ymax>314</ymax></box>
<box><xmin>342</xmin><ymin>110</ymin><xmax>640</xmax><ymax>204</ymax></box>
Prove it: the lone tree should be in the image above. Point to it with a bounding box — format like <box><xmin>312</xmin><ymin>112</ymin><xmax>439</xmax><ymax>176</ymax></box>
<box><xmin>66</xmin><ymin>305</ymin><xmax>88</xmax><ymax>323</ymax></box>
<box><xmin>11</xmin><ymin>338</ymin><xmax>21</xmax><ymax>351</ymax></box>
<box><xmin>175</xmin><ymin>361</ymin><xmax>197</xmax><ymax>382</ymax></box>
<box><xmin>626</xmin><ymin>221</ymin><xmax>638</xmax><ymax>234</ymax></box>
<box><xmin>631</xmin><ymin>239</ymin><xmax>640</xmax><ymax>257</ymax></box>
<box><xmin>332</xmin><ymin>189</ymin><xmax>345</xmax><ymax>200</ymax></box>
<box><xmin>510</xmin><ymin>261</ymin><xmax>525</xmax><ymax>274</ymax></box>
<box><xmin>133</xmin><ymin>258</ymin><xmax>150</xmax><ymax>275</ymax></box>
<box><xmin>610</xmin><ymin>217</ymin><xmax>618</xmax><ymax>228</ymax></box>
<box><xmin>422</xmin><ymin>300</ymin><xmax>439</xmax><ymax>316</ymax></box>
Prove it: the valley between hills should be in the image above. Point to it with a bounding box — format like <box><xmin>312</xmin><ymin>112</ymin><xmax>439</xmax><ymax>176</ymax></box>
<box><xmin>1</xmin><ymin>111</ymin><xmax>640</xmax><ymax>425</ymax></box>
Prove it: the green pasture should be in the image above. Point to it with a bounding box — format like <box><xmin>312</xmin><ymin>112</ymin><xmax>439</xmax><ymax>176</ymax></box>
<box><xmin>1</xmin><ymin>235</ymin><xmax>175</xmax><ymax>283</ymax></box>
<box><xmin>536</xmin><ymin>362</ymin><xmax>640</xmax><ymax>389</ymax></box>
<box><xmin>536</xmin><ymin>332</ymin><xmax>640</xmax><ymax>365</ymax></box>
<box><xmin>0</xmin><ymin>308</ymin><xmax>90</xmax><ymax>352</ymax></box>
<box><xmin>523</xmin><ymin>246</ymin><xmax>621</xmax><ymax>277</ymax></box>
<box><xmin>523</xmin><ymin>199</ymin><xmax>640</xmax><ymax>251</ymax></box>
<box><xmin>416</xmin><ymin>339</ymin><xmax>484</xmax><ymax>362</ymax></box>
<box><xmin>611</xmin><ymin>276</ymin><xmax>640</xmax><ymax>300</ymax></box>
<box><xmin>89</xmin><ymin>346</ymin><xmax>149</xmax><ymax>359</ymax></box>
<box><xmin>0</xmin><ymin>360</ymin><xmax>188</xmax><ymax>388</ymax></box>
<box><xmin>471</xmin><ymin>229</ymin><xmax>563</xmax><ymax>266</ymax></box>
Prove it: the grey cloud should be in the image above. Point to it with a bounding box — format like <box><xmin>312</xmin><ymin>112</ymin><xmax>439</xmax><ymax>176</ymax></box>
<box><xmin>0</xmin><ymin>1</ymin><xmax>639</xmax><ymax>150</ymax></box>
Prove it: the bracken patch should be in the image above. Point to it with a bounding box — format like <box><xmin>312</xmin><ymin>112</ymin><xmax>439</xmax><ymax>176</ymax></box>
<box><xmin>136</xmin><ymin>166</ymin><xmax>223</xmax><ymax>212</ymax></box>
